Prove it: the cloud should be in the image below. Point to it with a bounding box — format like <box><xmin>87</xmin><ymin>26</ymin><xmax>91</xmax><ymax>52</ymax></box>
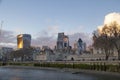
<box><xmin>0</xmin><ymin>30</ymin><xmax>16</xmax><ymax>47</ymax></box>
<box><xmin>47</xmin><ymin>25</ymin><xmax>59</xmax><ymax>36</ymax></box>
<box><xmin>104</xmin><ymin>12</ymin><xmax>120</xmax><ymax>25</ymax></box>
<box><xmin>32</xmin><ymin>32</ymin><xmax>92</xmax><ymax>48</ymax></box>
<box><xmin>97</xmin><ymin>12</ymin><xmax>120</xmax><ymax>33</ymax></box>
<box><xmin>0</xmin><ymin>42</ymin><xmax>16</xmax><ymax>47</ymax></box>
<box><xmin>68</xmin><ymin>33</ymin><xmax>92</xmax><ymax>47</ymax></box>
<box><xmin>0</xmin><ymin>26</ymin><xmax>92</xmax><ymax>49</ymax></box>
<box><xmin>32</xmin><ymin>36</ymin><xmax>56</xmax><ymax>48</ymax></box>
<box><xmin>35</xmin><ymin>25</ymin><xmax>59</xmax><ymax>38</ymax></box>
<box><xmin>14</xmin><ymin>27</ymin><xmax>25</xmax><ymax>34</ymax></box>
<box><xmin>32</xmin><ymin>26</ymin><xmax>58</xmax><ymax>48</ymax></box>
<box><xmin>0</xmin><ymin>30</ymin><xmax>16</xmax><ymax>43</ymax></box>
<box><xmin>63</xmin><ymin>25</ymin><xmax>86</xmax><ymax>35</ymax></box>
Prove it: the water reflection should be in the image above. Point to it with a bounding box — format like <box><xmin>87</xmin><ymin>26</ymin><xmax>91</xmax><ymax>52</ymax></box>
<box><xmin>0</xmin><ymin>67</ymin><xmax>119</xmax><ymax>80</ymax></box>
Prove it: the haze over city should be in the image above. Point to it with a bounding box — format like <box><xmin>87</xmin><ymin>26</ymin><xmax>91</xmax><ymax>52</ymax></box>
<box><xmin>0</xmin><ymin>0</ymin><xmax>120</xmax><ymax>48</ymax></box>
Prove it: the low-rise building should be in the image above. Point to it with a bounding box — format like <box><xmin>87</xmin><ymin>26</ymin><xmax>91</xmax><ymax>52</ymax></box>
<box><xmin>0</xmin><ymin>47</ymin><xmax>13</xmax><ymax>61</ymax></box>
<box><xmin>34</xmin><ymin>53</ymin><xmax>47</xmax><ymax>61</ymax></box>
<box><xmin>66</xmin><ymin>53</ymin><xmax>117</xmax><ymax>61</ymax></box>
<box><xmin>33</xmin><ymin>48</ymin><xmax>55</xmax><ymax>61</ymax></box>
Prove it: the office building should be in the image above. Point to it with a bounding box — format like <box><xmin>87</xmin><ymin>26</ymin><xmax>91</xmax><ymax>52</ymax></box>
<box><xmin>17</xmin><ymin>34</ymin><xmax>31</xmax><ymax>49</ymax></box>
<box><xmin>57</xmin><ymin>33</ymin><xmax>69</xmax><ymax>49</ymax></box>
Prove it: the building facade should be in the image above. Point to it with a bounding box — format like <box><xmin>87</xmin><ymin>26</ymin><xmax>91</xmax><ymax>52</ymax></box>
<box><xmin>17</xmin><ymin>34</ymin><xmax>31</xmax><ymax>49</ymax></box>
<box><xmin>57</xmin><ymin>33</ymin><xmax>69</xmax><ymax>50</ymax></box>
<box><xmin>74</xmin><ymin>38</ymin><xmax>86</xmax><ymax>54</ymax></box>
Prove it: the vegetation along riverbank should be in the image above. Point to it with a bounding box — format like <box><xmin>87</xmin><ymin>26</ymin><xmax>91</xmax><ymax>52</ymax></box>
<box><xmin>0</xmin><ymin>61</ymin><xmax>120</xmax><ymax>74</ymax></box>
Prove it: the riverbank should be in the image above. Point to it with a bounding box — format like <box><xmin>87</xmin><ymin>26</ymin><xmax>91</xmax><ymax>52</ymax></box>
<box><xmin>1</xmin><ymin>61</ymin><xmax>120</xmax><ymax>77</ymax></box>
<box><xmin>1</xmin><ymin>65</ymin><xmax>120</xmax><ymax>78</ymax></box>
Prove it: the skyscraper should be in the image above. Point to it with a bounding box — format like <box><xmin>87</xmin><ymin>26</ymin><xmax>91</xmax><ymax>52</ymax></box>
<box><xmin>63</xmin><ymin>35</ymin><xmax>69</xmax><ymax>48</ymax></box>
<box><xmin>57</xmin><ymin>32</ymin><xmax>69</xmax><ymax>49</ymax></box>
<box><xmin>77</xmin><ymin>38</ymin><xmax>86</xmax><ymax>54</ymax></box>
<box><xmin>17</xmin><ymin>34</ymin><xmax>31</xmax><ymax>49</ymax></box>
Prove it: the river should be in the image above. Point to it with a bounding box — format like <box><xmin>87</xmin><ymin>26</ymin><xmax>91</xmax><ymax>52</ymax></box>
<box><xmin>0</xmin><ymin>67</ymin><xmax>120</xmax><ymax>80</ymax></box>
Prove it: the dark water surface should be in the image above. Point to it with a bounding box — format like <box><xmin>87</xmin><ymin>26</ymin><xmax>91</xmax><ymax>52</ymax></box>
<box><xmin>0</xmin><ymin>67</ymin><xmax>120</xmax><ymax>80</ymax></box>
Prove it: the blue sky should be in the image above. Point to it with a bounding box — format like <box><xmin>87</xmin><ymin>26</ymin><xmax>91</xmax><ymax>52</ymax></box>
<box><xmin>0</xmin><ymin>0</ymin><xmax>120</xmax><ymax>47</ymax></box>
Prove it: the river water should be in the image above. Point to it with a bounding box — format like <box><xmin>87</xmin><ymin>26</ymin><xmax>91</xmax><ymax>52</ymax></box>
<box><xmin>0</xmin><ymin>67</ymin><xmax>120</xmax><ymax>80</ymax></box>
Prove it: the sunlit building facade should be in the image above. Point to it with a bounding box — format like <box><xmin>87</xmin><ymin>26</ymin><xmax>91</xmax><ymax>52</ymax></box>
<box><xmin>17</xmin><ymin>34</ymin><xmax>31</xmax><ymax>49</ymax></box>
<box><xmin>57</xmin><ymin>33</ymin><xmax>69</xmax><ymax>49</ymax></box>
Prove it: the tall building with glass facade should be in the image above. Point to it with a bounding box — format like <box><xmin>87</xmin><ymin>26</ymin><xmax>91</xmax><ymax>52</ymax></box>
<box><xmin>57</xmin><ymin>32</ymin><xmax>69</xmax><ymax>49</ymax></box>
<box><xmin>17</xmin><ymin>34</ymin><xmax>31</xmax><ymax>49</ymax></box>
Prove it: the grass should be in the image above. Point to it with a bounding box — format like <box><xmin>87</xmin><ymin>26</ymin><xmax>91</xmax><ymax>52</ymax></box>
<box><xmin>0</xmin><ymin>62</ymin><xmax>120</xmax><ymax>73</ymax></box>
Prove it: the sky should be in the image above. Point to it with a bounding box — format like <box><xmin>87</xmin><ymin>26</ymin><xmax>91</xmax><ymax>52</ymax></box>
<box><xmin>0</xmin><ymin>0</ymin><xmax>120</xmax><ymax>48</ymax></box>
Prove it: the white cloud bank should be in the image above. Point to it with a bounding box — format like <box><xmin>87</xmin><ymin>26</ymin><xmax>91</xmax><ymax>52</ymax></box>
<box><xmin>32</xmin><ymin>27</ymin><xmax>92</xmax><ymax>48</ymax></box>
<box><xmin>98</xmin><ymin>12</ymin><xmax>120</xmax><ymax>31</ymax></box>
<box><xmin>104</xmin><ymin>12</ymin><xmax>120</xmax><ymax>25</ymax></box>
<box><xmin>0</xmin><ymin>22</ymin><xmax>92</xmax><ymax>49</ymax></box>
<box><xmin>0</xmin><ymin>30</ymin><xmax>17</xmax><ymax>48</ymax></box>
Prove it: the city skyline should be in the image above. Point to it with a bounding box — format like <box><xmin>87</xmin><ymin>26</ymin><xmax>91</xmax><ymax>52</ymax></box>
<box><xmin>0</xmin><ymin>0</ymin><xmax>120</xmax><ymax>48</ymax></box>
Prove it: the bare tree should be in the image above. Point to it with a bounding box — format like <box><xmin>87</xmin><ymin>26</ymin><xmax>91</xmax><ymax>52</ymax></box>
<box><xmin>93</xmin><ymin>32</ymin><xmax>113</xmax><ymax>60</ymax></box>
<box><xmin>103</xmin><ymin>22</ymin><xmax>120</xmax><ymax>60</ymax></box>
<box><xmin>93</xmin><ymin>21</ymin><xmax>120</xmax><ymax>60</ymax></box>
<box><xmin>10</xmin><ymin>47</ymin><xmax>35</xmax><ymax>61</ymax></box>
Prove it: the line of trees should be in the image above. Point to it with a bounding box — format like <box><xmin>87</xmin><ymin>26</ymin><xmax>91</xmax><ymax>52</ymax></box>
<box><xmin>10</xmin><ymin>47</ymin><xmax>35</xmax><ymax>61</ymax></box>
<box><xmin>93</xmin><ymin>21</ymin><xmax>120</xmax><ymax>60</ymax></box>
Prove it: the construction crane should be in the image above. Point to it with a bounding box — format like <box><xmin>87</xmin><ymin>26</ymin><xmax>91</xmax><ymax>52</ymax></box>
<box><xmin>0</xmin><ymin>21</ymin><xmax>3</xmax><ymax>60</ymax></box>
<box><xmin>0</xmin><ymin>21</ymin><xmax>3</xmax><ymax>35</ymax></box>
